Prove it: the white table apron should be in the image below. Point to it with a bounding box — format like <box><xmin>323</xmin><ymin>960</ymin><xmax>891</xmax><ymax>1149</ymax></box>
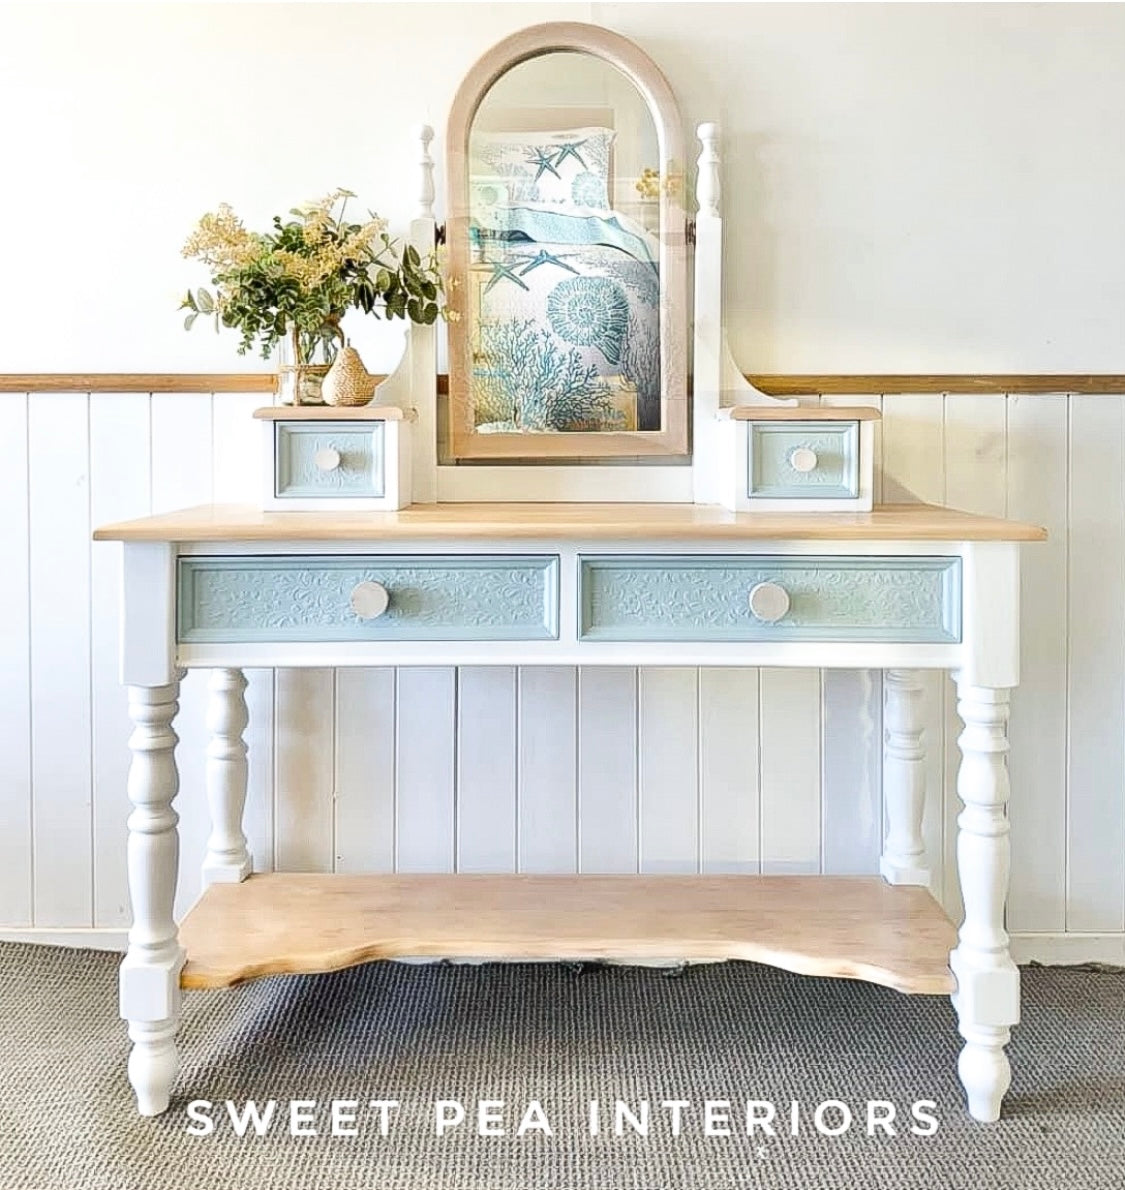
<box><xmin>112</xmin><ymin>526</ymin><xmax>1023</xmax><ymax>1124</ymax></box>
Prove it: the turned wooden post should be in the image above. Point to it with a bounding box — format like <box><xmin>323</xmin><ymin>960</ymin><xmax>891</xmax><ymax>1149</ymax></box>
<box><xmin>120</xmin><ymin>677</ymin><xmax>185</xmax><ymax>1116</ymax></box>
<box><xmin>202</xmin><ymin>667</ymin><xmax>252</xmax><ymax>885</ymax></box>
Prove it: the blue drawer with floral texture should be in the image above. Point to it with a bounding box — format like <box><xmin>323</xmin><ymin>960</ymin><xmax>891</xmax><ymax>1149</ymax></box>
<box><xmin>579</xmin><ymin>555</ymin><xmax>961</xmax><ymax>643</ymax></box>
<box><xmin>178</xmin><ymin>555</ymin><xmax>559</xmax><ymax>642</ymax></box>
<box><xmin>748</xmin><ymin>421</ymin><xmax>859</xmax><ymax>498</ymax></box>
<box><xmin>274</xmin><ymin>422</ymin><xmax>385</xmax><ymax>499</ymax></box>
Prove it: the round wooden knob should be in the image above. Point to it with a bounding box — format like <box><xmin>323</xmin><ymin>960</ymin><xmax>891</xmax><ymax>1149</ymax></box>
<box><xmin>314</xmin><ymin>447</ymin><xmax>341</xmax><ymax>472</ymax></box>
<box><xmin>748</xmin><ymin>581</ymin><xmax>790</xmax><ymax>624</ymax></box>
<box><xmin>788</xmin><ymin>446</ymin><xmax>818</xmax><ymax>473</ymax></box>
<box><xmin>349</xmin><ymin>580</ymin><xmax>389</xmax><ymax>620</ymax></box>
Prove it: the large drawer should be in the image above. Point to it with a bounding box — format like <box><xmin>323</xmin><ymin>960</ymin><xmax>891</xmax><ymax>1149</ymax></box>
<box><xmin>579</xmin><ymin>555</ymin><xmax>961</xmax><ymax>643</ymax></box>
<box><xmin>178</xmin><ymin>555</ymin><xmax>559</xmax><ymax>643</ymax></box>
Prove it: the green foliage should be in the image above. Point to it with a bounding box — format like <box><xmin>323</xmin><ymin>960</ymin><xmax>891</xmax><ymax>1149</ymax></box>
<box><xmin>179</xmin><ymin>190</ymin><xmax>444</xmax><ymax>363</ymax></box>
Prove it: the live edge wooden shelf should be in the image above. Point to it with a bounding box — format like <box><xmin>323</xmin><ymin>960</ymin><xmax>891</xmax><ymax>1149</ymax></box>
<box><xmin>179</xmin><ymin>873</ymin><xmax>957</xmax><ymax>996</ymax></box>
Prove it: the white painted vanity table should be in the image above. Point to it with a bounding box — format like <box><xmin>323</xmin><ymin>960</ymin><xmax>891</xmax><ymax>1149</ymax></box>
<box><xmin>96</xmin><ymin>20</ymin><xmax>1047</xmax><ymax>1127</ymax></box>
<box><xmin>95</xmin><ymin>498</ymin><xmax>1044</xmax><ymax>1124</ymax></box>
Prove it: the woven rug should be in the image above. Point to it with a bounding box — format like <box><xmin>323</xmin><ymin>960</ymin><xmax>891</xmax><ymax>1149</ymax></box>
<box><xmin>1</xmin><ymin>943</ymin><xmax>1122</xmax><ymax>1190</ymax></box>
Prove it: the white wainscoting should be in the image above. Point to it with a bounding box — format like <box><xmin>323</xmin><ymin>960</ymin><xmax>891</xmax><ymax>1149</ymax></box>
<box><xmin>1</xmin><ymin>389</ymin><xmax>1121</xmax><ymax>965</ymax></box>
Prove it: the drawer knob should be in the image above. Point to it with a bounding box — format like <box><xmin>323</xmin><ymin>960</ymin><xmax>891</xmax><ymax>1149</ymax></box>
<box><xmin>314</xmin><ymin>447</ymin><xmax>341</xmax><ymax>472</ymax></box>
<box><xmin>788</xmin><ymin>446</ymin><xmax>818</xmax><ymax>473</ymax></box>
<box><xmin>748</xmin><ymin>581</ymin><xmax>790</xmax><ymax>624</ymax></box>
<box><xmin>349</xmin><ymin>580</ymin><xmax>389</xmax><ymax>620</ymax></box>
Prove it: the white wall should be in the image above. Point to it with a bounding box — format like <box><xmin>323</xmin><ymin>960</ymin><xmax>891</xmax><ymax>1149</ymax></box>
<box><xmin>1</xmin><ymin>4</ymin><xmax>1123</xmax><ymax>963</ymax></box>
<box><xmin>1</xmin><ymin>3</ymin><xmax>1123</xmax><ymax>372</ymax></box>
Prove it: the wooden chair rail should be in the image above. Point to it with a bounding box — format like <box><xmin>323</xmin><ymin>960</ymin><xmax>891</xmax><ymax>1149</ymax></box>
<box><xmin>3</xmin><ymin>373</ymin><xmax>1125</xmax><ymax>395</ymax></box>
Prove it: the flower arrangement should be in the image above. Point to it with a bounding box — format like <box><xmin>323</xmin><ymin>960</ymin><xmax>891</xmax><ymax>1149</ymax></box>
<box><xmin>180</xmin><ymin>189</ymin><xmax>444</xmax><ymax>392</ymax></box>
<box><xmin>634</xmin><ymin>167</ymin><xmax>662</xmax><ymax>201</ymax></box>
<box><xmin>634</xmin><ymin>165</ymin><xmax>682</xmax><ymax>201</ymax></box>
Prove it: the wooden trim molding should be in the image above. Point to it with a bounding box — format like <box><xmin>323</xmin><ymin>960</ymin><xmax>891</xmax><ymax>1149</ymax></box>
<box><xmin>745</xmin><ymin>375</ymin><xmax>1125</xmax><ymax>395</ymax></box>
<box><xmin>3</xmin><ymin>373</ymin><xmax>1125</xmax><ymax>395</ymax></box>
<box><xmin>0</xmin><ymin>373</ymin><xmax>277</xmax><ymax>393</ymax></box>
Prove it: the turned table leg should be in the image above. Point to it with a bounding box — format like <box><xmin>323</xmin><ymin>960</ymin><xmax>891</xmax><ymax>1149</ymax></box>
<box><xmin>202</xmin><ymin>667</ymin><xmax>252</xmax><ymax>885</ymax></box>
<box><xmin>120</xmin><ymin>676</ymin><xmax>185</xmax><ymax>1116</ymax></box>
<box><xmin>881</xmin><ymin>668</ymin><xmax>930</xmax><ymax>887</ymax></box>
<box><xmin>950</xmin><ymin>679</ymin><xmax>1019</xmax><ymax>1122</ymax></box>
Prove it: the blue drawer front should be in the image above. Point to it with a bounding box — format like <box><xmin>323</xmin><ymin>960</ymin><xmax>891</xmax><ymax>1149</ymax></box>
<box><xmin>178</xmin><ymin>555</ymin><xmax>559</xmax><ymax>642</ymax></box>
<box><xmin>275</xmin><ymin>422</ymin><xmax>385</xmax><ymax>498</ymax></box>
<box><xmin>748</xmin><ymin>422</ymin><xmax>859</xmax><ymax>498</ymax></box>
<box><xmin>579</xmin><ymin>556</ymin><xmax>961</xmax><ymax>643</ymax></box>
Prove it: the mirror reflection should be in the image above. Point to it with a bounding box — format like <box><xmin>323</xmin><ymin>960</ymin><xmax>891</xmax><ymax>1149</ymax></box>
<box><xmin>466</xmin><ymin>51</ymin><xmax>663</xmax><ymax>435</ymax></box>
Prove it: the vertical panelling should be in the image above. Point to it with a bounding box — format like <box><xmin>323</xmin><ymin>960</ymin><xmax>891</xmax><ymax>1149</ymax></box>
<box><xmin>457</xmin><ymin>667</ymin><xmax>517</xmax><ymax>872</ymax></box>
<box><xmin>821</xmin><ymin>669</ymin><xmax>882</xmax><ymax>874</ymax></box>
<box><xmin>820</xmin><ymin>393</ymin><xmax>885</xmax><ymax>876</ymax></box>
<box><xmin>518</xmin><ymin>667</ymin><xmax>577</xmax><ymax>872</ymax></box>
<box><xmin>333</xmin><ymin>668</ymin><xmax>395</xmax><ymax>872</ymax></box>
<box><xmin>201</xmin><ymin>395</ymin><xmax>278</xmax><ymax>881</ymax></box>
<box><xmin>28</xmin><ymin>392</ymin><xmax>92</xmax><ymax>926</ymax></box>
<box><xmin>89</xmin><ymin>393</ymin><xmax>150</xmax><ymax>927</ymax></box>
<box><xmin>942</xmin><ymin>395</ymin><xmax>1007</xmax><ymax>920</ymax></box>
<box><xmin>274</xmin><ymin>668</ymin><xmax>335</xmax><ymax>872</ymax></box>
<box><xmin>212</xmin><ymin>392</ymin><xmax>266</xmax><ymax>503</ymax></box>
<box><xmin>759</xmin><ymin>669</ymin><xmax>821</xmax><ymax>873</ymax></box>
<box><xmin>242</xmin><ymin>667</ymin><xmax>276</xmax><ymax>875</ymax></box>
<box><xmin>213</xmin><ymin>394</ymin><xmax>278</xmax><ymax>871</ymax></box>
<box><xmin>638</xmin><ymin>668</ymin><xmax>699</xmax><ymax>873</ymax></box>
<box><xmin>151</xmin><ymin>393</ymin><xmax>214</xmax><ymax>920</ymax></box>
<box><xmin>1066</xmin><ymin>396</ymin><xmax>1125</xmax><ymax>933</ymax></box>
<box><xmin>699</xmin><ymin>668</ymin><xmax>759</xmax><ymax>874</ymax></box>
<box><xmin>0</xmin><ymin>394</ymin><xmax>31</xmax><ymax>925</ymax></box>
<box><xmin>577</xmin><ymin>667</ymin><xmax>638</xmax><ymax>873</ymax></box>
<box><xmin>395</xmin><ymin>667</ymin><xmax>456</xmax><ymax>872</ymax></box>
<box><xmin>881</xmin><ymin>395</ymin><xmax>946</xmax><ymax>900</ymax></box>
<box><xmin>1006</xmin><ymin>395</ymin><xmax>1068</xmax><ymax>933</ymax></box>
<box><xmin>10</xmin><ymin>387</ymin><xmax>1125</xmax><ymax>951</ymax></box>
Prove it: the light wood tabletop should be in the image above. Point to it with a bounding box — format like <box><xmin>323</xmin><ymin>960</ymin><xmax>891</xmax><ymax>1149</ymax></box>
<box><xmin>252</xmin><ymin>405</ymin><xmax>407</xmax><ymax>420</ymax></box>
<box><xmin>93</xmin><ymin>502</ymin><xmax>1047</xmax><ymax>543</ymax></box>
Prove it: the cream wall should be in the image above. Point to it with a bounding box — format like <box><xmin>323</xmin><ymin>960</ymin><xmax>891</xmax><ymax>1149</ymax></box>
<box><xmin>1</xmin><ymin>1</ymin><xmax>1123</xmax><ymax>372</ymax></box>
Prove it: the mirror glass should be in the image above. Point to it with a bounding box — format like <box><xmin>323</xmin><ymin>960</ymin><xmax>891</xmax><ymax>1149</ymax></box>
<box><xmin>459</xmin><ymin>50</ymin><xmax>668</xmax><ymax>445</ymax></box>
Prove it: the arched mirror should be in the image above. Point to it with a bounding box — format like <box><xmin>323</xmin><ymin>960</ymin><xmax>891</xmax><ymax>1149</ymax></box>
<box><xmin>445</xmin><ymin>22</ymin><xmax>687</xmax><ymax>462</ymax></box>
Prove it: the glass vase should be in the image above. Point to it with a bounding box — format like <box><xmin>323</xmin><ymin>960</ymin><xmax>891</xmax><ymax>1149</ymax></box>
<box><xmin>276</xmin><ymin>328</ymin><xmax>335</xmax><ymax>406</ymax></box>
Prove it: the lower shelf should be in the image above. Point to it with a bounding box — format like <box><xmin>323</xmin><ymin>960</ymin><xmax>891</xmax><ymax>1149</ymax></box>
<box><xmin>179</xmin><ymin>873</ymin><xmax>956</xmax><ymax>995</ymax></box>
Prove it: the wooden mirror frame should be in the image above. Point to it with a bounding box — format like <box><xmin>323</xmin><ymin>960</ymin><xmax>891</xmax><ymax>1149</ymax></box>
<box><xmin>445</xmin><ymin>21</ymin><xmax>688</xmax><ymax>462</ymax></box>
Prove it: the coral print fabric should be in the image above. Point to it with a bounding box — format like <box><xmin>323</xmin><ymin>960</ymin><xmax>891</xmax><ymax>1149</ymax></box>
<box><xmin>469</xmin><ymin>127</ymin><xmax>661</xmax><ymax>434</ymax></box>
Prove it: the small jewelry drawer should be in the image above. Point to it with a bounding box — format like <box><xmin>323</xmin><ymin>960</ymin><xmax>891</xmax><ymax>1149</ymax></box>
<box><xmin>579</xmin><ymin>555</ymin><xmax>961</xmax><ymax>643</ymax></box>
<box><xmin>178</xmin><ymin>555</ymin><xmax>559</xmax><ymax>643</ymax></box>
<box><xmin>274</xmin><ymin>422</ymin><xmax>385</xmax><ymax>499</ymax></box>
<box><xmin>716</xmin><ymin>408</ymin><xmax>877</xmax><ymax>512</ymax></box>
<box><xmin>748</xmin><ymin>421</ymin><xmax>859</xmax><ymax>499</ymax></box>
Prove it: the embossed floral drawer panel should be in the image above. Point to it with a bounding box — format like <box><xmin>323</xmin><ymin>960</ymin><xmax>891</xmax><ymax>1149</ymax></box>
<box><xmin>748</xmin><ymin>421</ymin><xmax>859</xmax><ymax>498</ymax></box>
<box><xmin>275</xmin><ymin>423</ymin><xmax>385</xmax><ymax>499</ymax></box>
<box><xmin>178</xmin><ymin>555</ymin><xmax>559</xmax><ymax>642</ymax></box>
<box><xmin>579</xmin><ymin>556</ymin><xmax>961</xmax><ymax>643</ymax></box>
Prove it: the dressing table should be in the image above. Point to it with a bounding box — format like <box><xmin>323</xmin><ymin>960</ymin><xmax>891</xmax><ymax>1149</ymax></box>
<box><xmin>96</xmin><ymin>22</ymin><xmax>1045</xmax><ymax>1126</ymax></box>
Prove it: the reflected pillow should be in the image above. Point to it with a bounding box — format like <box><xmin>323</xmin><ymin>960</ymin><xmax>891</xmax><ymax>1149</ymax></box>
<box><xmin>471</xmin><ymin>126</ymin><xmax>615</xmax><ymax>211</ymax></box>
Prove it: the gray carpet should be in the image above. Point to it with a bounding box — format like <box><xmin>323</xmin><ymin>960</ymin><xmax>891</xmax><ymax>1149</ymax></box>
<box><xmin>1</xmin><ymin>944</ymin><xmax>1123</xmax><ymax>1190</ymax></box>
